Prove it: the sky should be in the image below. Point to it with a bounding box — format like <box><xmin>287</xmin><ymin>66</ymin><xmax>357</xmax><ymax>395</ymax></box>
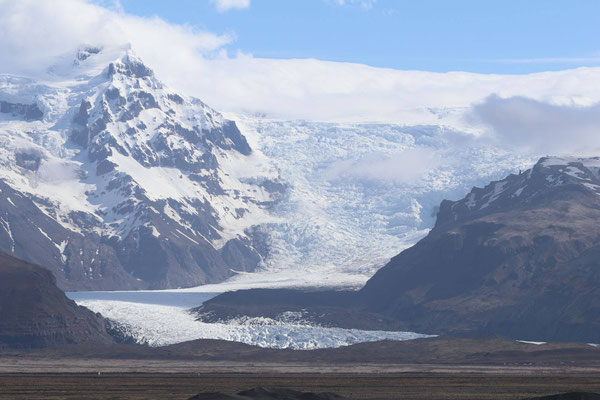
<box><xmin>115</xmin><ymin>0</ymin><xmax>600</xmax><ymax>74</ymax></box>
<box><xmin>1</xmin><ymin>0</ymin><xmax>600</xmax><ymax>156</ymax></box>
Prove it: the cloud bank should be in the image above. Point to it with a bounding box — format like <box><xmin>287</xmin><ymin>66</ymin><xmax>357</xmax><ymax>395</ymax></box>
<box><xmin>0</xmin><ymin>0</ymin><xmax>232</xmax><ymax>78</ymax></box>
<box><xmin>211</xmin><ymin>0</ymin><xmax>250</xmax><ymax>12</ymax></box>
<box><xmin>471</xmin><ymin>95</ymin><xmax>600</xmax><ymax>156</ymax></box>
<box><xmin>1</xmin><ymin>0</ymin><xmax>600</xmax><ymax>157</ymax></box>
<box><xmin>326</xmin><ymin>148</ymin><xmax>441</xmax><ymax>184</ymax></box>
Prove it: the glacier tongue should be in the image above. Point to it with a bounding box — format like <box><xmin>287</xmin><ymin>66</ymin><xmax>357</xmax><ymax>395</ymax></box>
<box><xmin>69</xmin><ymin>289</ymin><xmax>433</xmax><ymax>349</ymax></box>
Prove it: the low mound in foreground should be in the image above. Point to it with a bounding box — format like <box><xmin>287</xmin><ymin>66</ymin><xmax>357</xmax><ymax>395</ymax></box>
<box><xmin>189</xmin><ymin>387</ymin><xmax>346</xmax><ymax>400</ymax></box>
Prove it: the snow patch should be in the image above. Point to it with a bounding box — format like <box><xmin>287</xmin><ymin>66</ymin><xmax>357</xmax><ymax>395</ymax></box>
<box><xmin>513</xmin><ymin>187</ymin><xmax>525</xmax><ymax>197</ymax></box>
<box><xmin>480</xmin><ymin>181</ymin><xmax>507</xmax><ymax>209</ymax></box>
<box><xmin>464</xmin><ymin>192</ymin><xmax>476</xmax><ymax>209</ymax></box>
<box><xmin>57</xmin><ymin>240</ymin><xmax>68</xmax><ymax>263</ymax></box>
<box><xmin>0</xmin><ymin>216</ymin><xmax>14</xmax><ymax>252</ymax></box>
<box><xmin>516</xmin><ymin>340</ymin><xmax>547</xmax><ymax>345</ymax></box>
<box><xmin>175</xmin><ymin>229</ymin><xmax>199</xmax><ymax>245</ymax></box>
<box><xmin>36</xmin><ymin>226</ymin><xmax>53</xmax><ymax>242</ymax></box>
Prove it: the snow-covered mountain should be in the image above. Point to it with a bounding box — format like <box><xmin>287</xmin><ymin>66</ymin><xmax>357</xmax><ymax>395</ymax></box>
<box><xmin>0</xmin><ymin>46</ymin><xmax>283</xmax><ymax>290</ymax></box>
<box><xmin>0</xmin><ymin>45</ymin><xmax>537</xmax><ymax>292</ymax></box>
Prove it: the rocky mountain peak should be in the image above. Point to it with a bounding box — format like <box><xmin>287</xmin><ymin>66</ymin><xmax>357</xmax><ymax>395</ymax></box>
<box><xmin>74</xmin><ymin>46</ymin><xmax>103</xmax><ymax>64</ymax></box>
<box><xmin>71</xmin><ymin>49</ymin><xmax>251</xmax><ymax>174</ymax></box>
<box><xmin>107</xmin><ymin>52</ymin><xmax>154</xmax><ymax>79</ymax></box>
<box><xmin>0</xmin><ymin>46</ymin><xmax>283</xmax><ymax>290</ymax></box>
<box><xmin>435</xmin><ymin>156</ymin><xmax>600</xmax><ymax>228</ymax></box>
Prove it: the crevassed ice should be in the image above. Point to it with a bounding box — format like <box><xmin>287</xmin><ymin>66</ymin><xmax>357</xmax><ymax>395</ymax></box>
<box><xmin>233</xmin><ymin>116</ymin><xmax>534</xmax><ymax>288</ymax></box>
<box><xmin>73</xmin><ymin>295</ymin><xmax>433</xmax><ymax>349</ymax></box>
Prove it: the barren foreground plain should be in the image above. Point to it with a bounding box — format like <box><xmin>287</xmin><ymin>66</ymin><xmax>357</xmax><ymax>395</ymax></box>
<box><xmin>1</xmin><ymin>337</ymin><xmax>600</xmax><ymax>399</ymax></box>
<box><xmin>1</xmin><ymin>371</ymin><xmax>600</xmax><ymax>399</ymax></box>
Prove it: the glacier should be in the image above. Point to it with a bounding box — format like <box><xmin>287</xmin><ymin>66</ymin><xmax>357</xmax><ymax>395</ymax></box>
<box><xmin>69</xmin><ymin>287</ymin><xmax>433</xmax><ymax>349</ymax></box>
<box><xmin>69</xmin><ymin>115</ymin><xmax>536</xmax><ymax>349</ymax></box>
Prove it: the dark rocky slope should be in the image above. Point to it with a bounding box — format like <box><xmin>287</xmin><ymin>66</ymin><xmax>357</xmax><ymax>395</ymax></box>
<box><xmin>0</xmin><ymin>251</ymin><xmax>114</xmax><ymax>348</ymax></box>
<box><xmin>194</xmin><ymin>288</ymin><xmax>404</xmax><ymax>331</ymax></box>
<box><xmin>360</xmin><ymin>156</ymin><xmax>600</xmax><ymax>342</ymax></box>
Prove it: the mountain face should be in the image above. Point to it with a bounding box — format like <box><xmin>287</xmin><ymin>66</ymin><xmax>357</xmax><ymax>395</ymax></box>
<box><xmin>360</xmin><ymin>156</ymin><xmax>600</xmax><ymax>342</ymax></box>
<box><xmin>0</xmin><ymin>47</ymin><xmax>283</xmax><ymax>290</ymax></box>
<box><xmin>0</xmin><ymin>251</ymin><xmax>113</xmax><ymax>349</ymax></box>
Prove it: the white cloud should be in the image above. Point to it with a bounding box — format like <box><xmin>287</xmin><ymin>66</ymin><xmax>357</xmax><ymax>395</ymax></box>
<box><xmin>470</xmin><ymin>95</ymin><xmax>600</xmax><ymax>156</ymax></box>
<box><xmin>0</xmin><ymin>0</ymin><xmax>232</xmax><ymax>77</ymax></box>
<box><xmin>326</xmin><ymin>148</ymin><xmax>441</xmax><ymax>183</ymax></box>
<box><xmin>486</xmin><ymin>56</ymin><xmax>600</xmax><ymax>65</ymax></box>
<box><xmin>2</xmin><ymin>0</ymin><xmax>600</xmax><ymax>133</ymax></box>
<box><xmin>211</xmin><ymin>0</ymin><xmax>250</xmax><ymax>12</ymax></box>
<box><xmin>329</xmin><ymin>0</ymin><xmax>377</xmax><ymax>10</ymax></box>
<box><xmin>182</xmin><ymin>57</ymin><xmax>600</xmax><ymax>126</ymax></box>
